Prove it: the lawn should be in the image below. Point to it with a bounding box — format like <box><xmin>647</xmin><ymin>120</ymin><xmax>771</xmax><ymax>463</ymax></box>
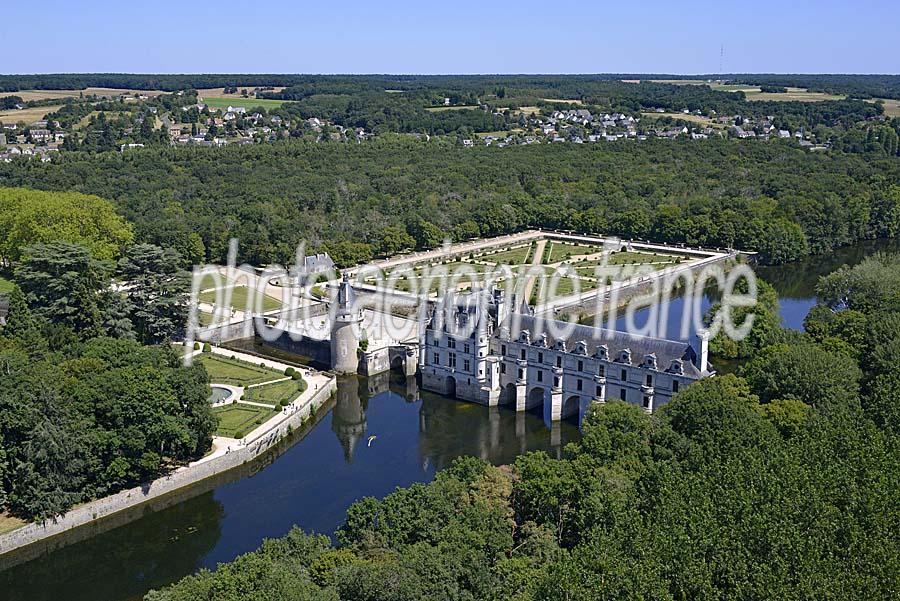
<box><xmin>198</xmin><ymin>354</ymin><xmax>284</xmax><ymax>386</ymax></box>
<box><xmin>199</xmin><ymin>285</ymin><xmax>282</xmax><ymax>313</ymax></box>
<box><xmin>246</xmin><ymin>378</ymin><xmax>306</xmax><ymax>406</ymax></box>
<box><xmin>546</xmin><ymin>242</ymin><xmax>597</xmax><ymax>263</ymax></box>
<box><xmin>641</xmin><ymin>111</ymin><xmax>726</xmax><ymax>129</ymax></box>
<box><xmin>0</xmin><ymin>275</ymin><xmax>14</xmax><ymax>294</ymax></box>
<box><xmin>200</xmin><ymin>96</ymin><xmax>286</xmax><ymax>110</ymax></box>
<box><xmin>480</xmin><ymin>244</ymin><xmax>533</xmax><ymax>266</ymax></box>
<box><xmin>213</xmin><ymin>404</ymin><xmax>277</xmax><ymax>439</ymax></box>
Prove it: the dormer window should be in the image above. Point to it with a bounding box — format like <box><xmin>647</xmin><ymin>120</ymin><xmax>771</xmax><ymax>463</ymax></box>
<box><xmin>554</xmin><ymin>340</ymin><xmax>566</xmax><ymax>352</ymax></box>
<box><xmin>644</xmin><ymin>354</ymin><xmax>657</xmax><ymax>370</ymax></box>
<box><xmin>595</xmin><ymin>344</ymin><xmax>609</xmax><ymax>360</ymax></box>
<box><xmin>619</xmin><ymin>349</ymin><xmax>632</xmax><ymax>364</ymax></box>
<box><xmin>574</xmin><ymin>341</ymin><xmax>588</xmax><ymax>355</ymax></box>
<box><xmin>668</xmin><ymin>359</ymin><xmax>684</xmax><ymax>375</ymax></box>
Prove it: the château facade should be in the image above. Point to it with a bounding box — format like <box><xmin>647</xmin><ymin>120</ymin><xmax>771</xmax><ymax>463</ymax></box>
<box><xmin>420</xmin><ymin>289</ymin><xmax>711</xmax><ymax>420</ymax></box>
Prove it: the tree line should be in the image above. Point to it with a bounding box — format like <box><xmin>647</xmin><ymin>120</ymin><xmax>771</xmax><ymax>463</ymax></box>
<box><xmin>2</xmin><ymin>137</ymin><xmax>899</xmax><ymax>267</ymax></box>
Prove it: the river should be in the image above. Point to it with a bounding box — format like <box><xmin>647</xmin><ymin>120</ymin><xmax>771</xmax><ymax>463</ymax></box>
<box><xmin>2</xmin><ymin>239</ymin><xmax>895</xmax><ymax>601</ymax></box>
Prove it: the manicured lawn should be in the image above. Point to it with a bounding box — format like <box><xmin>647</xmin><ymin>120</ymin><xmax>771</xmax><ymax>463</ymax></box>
<box><xmin>201</xmin><ymin>96</ymin><xmax>286</xmax><ymax>109</ymax></box>
<box><xmin>0</xmin><ymin>275</ymin><xmax>14</xmax><ymax>294</ymax></box>
<box><xmin>199</xmin><ymin>285</ymin><xmax>282</xmax><ymax>313</ymax></box>
<box><xmin>198</xmin><ymin>354</ymin><xmax>284</xmax><ymax>386</ymax></box>
<box><xmin>480</xmin><ymin>244</ymin><xmax>533</xmax><ymax>266</ymax></box>
<box><xmin>246</xmin><ymin>378</ymin><xmax>306</xmax><ymax>406</ymax></box>
<box><xmin>213</xmin><ymin>404</ymin><xmax>277</xmax><ymax>438</ymax></box>
<box><xmin>546</xmin><ymin>242</ymin><xmax>596</xmax><ymax>263</ymax></box>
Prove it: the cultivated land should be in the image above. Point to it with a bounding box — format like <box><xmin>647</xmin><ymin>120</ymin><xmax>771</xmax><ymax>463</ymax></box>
<box><xmin>200</xmin><ymin>96</ymin><xmax>286</xmax><ymax>110</ymax></box>
<box><xmin>198</xmin><ymin>354</ymin><xmax>285</xmax><ymax>386</ymax></box>
<box><xmin>0</xmin><ymin>105</ymin><xmax>63</xmax><ymax>123</ymax></box>
<box><xmin>623</xmin><ymin>79</ymin><xmax>846</xmax><ymax>102</ymax></box>
<box><xmin>195</xmin><ymin>86</ymin><xmax>285</xmax><ymax>99</ymax></box>
<box><xmin>871</xmin><ymin>98</ymin><xmax>900</xmax><ymax>117</ymax></box>
<box><xmin>0</xmin><ymin>87</ymin><xmax>164</xmax><ymax>101</ymax></box>
<box><xmin>641</xmin><ymin>111</ymin><xmax>726</xmax><ymax>129</ymax></box>
<box><xmin>424</xmin><ymin>105</ymin><xmax>479</xmax><ymax>112</ymax></box>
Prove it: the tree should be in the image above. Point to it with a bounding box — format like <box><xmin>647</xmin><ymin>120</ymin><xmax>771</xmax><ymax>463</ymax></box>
<box><xmin>117</xmin><ymin>243</ymin><xmax>189</xmax><ymax>344</ymax></box>
<box><xmin>0</xmin><ymin>188</ymin><xmax>133</xmax><ymax>262</ymax></box>
<box><xmin>15</xmin><ymin>242</ymin><xmax>110</xmax><ymax>338</ymax></box>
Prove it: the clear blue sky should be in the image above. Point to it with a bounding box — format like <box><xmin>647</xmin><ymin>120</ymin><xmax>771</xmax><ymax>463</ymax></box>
<box><xmin>5</xmin><ymin>0</ymin><xmax>898</xmax><ymax>74</ymax></box>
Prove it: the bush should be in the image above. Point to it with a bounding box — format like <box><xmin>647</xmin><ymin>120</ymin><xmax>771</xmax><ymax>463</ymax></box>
<box><xmin>285</xmin><ymin>367</ymin><xmax>296</xmax><ymax>376</ymax></box>
<box><xmin>291</xmin><ymin>371</ymin><xmax>303</xmax><ymax>380</ymax></box>
<box><xmin>193</xmin><ymin>342</ymin><xmax>200</xmax><ymax>350</ymax></box>
<box><xmin>202</xmin><ymin>342</ymin><xmax>211</xmax><ymax>353</ymax></box>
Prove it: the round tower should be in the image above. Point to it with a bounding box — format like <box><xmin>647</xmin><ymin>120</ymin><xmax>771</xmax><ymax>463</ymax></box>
<box><xmin>331</xmin><ymin>274</ymin><xmax>363</xmax><ymax>374</ymax></box>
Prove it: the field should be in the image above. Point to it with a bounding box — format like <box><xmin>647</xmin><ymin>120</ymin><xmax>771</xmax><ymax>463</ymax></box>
<box><xmin>213</xmin><ymin>404</ymin><xmax>277</xmax><ymax>439</ymax></box>
<box><xmin>199</xmin><ymin>284</ymin><xmax>282</xmax><ymax>313</ymax></box>
<box><xmin>541</xmin><ymin>98</ymin><xmax>583</xmax><ymax>105</ymax></box>
<box><xmin>0</xmin><ymin>105</ymin><xmax>63</xmax><ymax>123</ymax></box>
<box><xmin>0</xmin><ymin>87</ymin><xmax>164</xmax><ymax>102</ymax></box>
<box><xmin>641</xmin><ymin>111</ymin><xmax>725</xmax><ymax>129</ymax></box>
<box><xmin>245</xmin><ymin>378</ymin><xmax>306</xmax><ymax>407</ymax></box>
<box><xmin>746</xmin><ymin>87</ymin><xmax>844</xmax><ymax>102</ymax></box>
<box><xmin>424</xmin><ymin>105</ymin><xmax>479</xmax><ymax>112</ymax></box>
<box><xmin>869</xmin><ymin>98</ymin><xmax>900</xmax><ymax>117</ymax></box>
<box><xmin>200</xmin><ymin>96</ymin><xmax>286</xmax><ymax>110</ymax></box>
<box><xmin>196</xmin><ymin>87</ymin><xmax>285</xmax><ymax>99</ymax></box>
<box><xmin>198</xmin><ymin>354</ymin><xmax>285</xmax><ymax>386</ymax></box>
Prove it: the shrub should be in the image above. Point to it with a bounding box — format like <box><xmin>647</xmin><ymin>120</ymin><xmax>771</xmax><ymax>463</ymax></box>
<box><xmin>193</xmin><ymin>342</ymin><xmax>200</xmax><ymax>350</ymax></box>
<box><xmin>285</xmin><ymin>367</ymin><xmax>296</xmax><ymax>376</ymax></box>
<box><xmin>291</xmin><ymin>371</ymin><xmax>303</xmax><ymax>381</ymax></box>
<box><xmin>202</xmin><ymin>342</ymin><xmax>211</xmax><ymax>353</ymax></box>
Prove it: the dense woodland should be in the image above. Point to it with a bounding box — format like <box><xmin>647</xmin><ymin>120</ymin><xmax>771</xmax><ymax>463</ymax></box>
<box><xmin>2</xmin><ymin>138</ymin><xmax>899</xmax><ymax>267</ymax></box>
<box><xmin>145</xmin><ymin>255</ymin><xmax>900</xmax><ymax>600</ymax></box>
<box><xmin>2</xmin><ymin>73</ymin><xmax>899</xmax><ymax>99</ymax></box>
<box><xmin>0</xmin><ymin>188</ymin><xmax>214</xmax><ymax>520</ymax></box>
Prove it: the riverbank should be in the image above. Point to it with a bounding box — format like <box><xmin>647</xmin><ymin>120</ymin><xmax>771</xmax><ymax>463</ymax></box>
<box><xmin>0</xmin><ymin>348</ymin><xmax>337</xmax><ymax>560</ymax></box>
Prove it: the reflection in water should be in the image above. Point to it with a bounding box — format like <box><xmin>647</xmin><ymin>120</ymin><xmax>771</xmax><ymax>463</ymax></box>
<box><xmin>15</xmin><ymin>241</ymin><xmax>893</xmax><ymax>601</ymax></box>
<box><xmin>1</xmin><ymin>360</ymin><xmax>580</xmax><ymax>601</ymax></box>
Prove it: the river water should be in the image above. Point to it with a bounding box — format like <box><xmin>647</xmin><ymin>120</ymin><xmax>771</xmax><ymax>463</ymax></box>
<box><xmin>2</xmin><ymin>239</ymin><xmax>896</xmax><ymax>601</ymax></box>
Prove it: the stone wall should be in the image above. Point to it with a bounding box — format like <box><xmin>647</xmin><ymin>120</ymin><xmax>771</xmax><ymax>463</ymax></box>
<box><xmin>0</xmin><ymin>377</ymin><xmax>337</xmax><ymax>560</ymax></box>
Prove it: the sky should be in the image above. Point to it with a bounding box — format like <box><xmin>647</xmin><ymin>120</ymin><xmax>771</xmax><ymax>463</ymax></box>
<box><xmin>3</xmin><ymin>0</ymin><xmax>898</xmax><ymax>74</ymax></box>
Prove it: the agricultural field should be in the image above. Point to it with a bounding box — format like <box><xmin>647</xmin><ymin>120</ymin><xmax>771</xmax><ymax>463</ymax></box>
<box><xmin>213</xmin><ymin>404</ymin><xmax>278</xmax><ymax>439</ymax></box>
<box><xmin>197</xmin><ymin>354</ymin><xmax>285</xmax><ymax>386</ymax></box>
<box><xmin>424</xmin><ymin>105</ymin><xmax>479</xmax><ymax>112</ymax></box>
<box><xmin>870</xmin><ymin>98</ymin><xmax>900</xmax><ymax>117</ymax></box>
<box><xmin>196</xmin><ymin>87</ymin><xmax>285</xmax><ymax>99</ymax></box>
<box><xmin>200</xmin><ymin>96</ymin><xmax>286</xmax><ymax>110</ymax></box>
<box><xmin>0</xmin><ymin>105</ymin><xmax>63</xmax><ymax>123</ymax></box>
<box><xmin>0</xmin><ymin>87</ymin><xmax>163</xmax><ymax>101</ymax></box>
<box><xmin>542</xmin><ymin>98</ymin><xmax>583</xmax><ymax>105</ymax></box>
<box><xmin>746</xmin><ymin>87</ymin><xmax>844</xmax><ymax>102</ymax></box>
<box><xmin>641</xmin><ymin>111</ymin><xmax>726</xmax><ymax>129</ymax></box>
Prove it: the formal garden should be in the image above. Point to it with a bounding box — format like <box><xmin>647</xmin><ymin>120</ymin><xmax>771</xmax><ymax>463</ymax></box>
<box><xmin>197</xmin><ymin>352</ymin><xmax>307</xmax><ymax>439</ymax></box>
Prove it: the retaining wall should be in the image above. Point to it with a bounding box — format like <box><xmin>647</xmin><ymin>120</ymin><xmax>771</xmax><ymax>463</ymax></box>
<box><xmin>0</xmin><ymin>376</ymin><xmax>337</xmax><ymax>559</ymax></box>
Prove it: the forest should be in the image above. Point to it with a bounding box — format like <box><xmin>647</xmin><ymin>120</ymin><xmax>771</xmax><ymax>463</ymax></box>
<box><xmin>0</xmin><ymin>188</ymin><xmax>215</xmax><ymax>521</ymax></box>
<box><xmin>1</xmin><ymin>137</ymin><xmax>899</xmax><ymax>267</ymax></box>
<box><xmin>145</xmin><ymin>254</ymin><xmax>900</xmax><ymax>601</ymax></box>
